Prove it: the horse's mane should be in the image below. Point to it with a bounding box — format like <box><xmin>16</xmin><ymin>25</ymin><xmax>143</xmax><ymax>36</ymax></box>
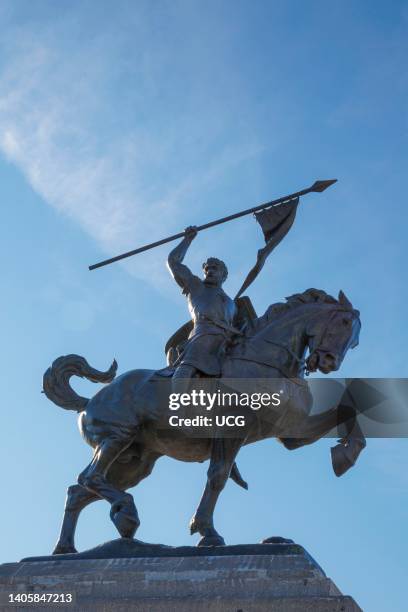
<box><xmin>256</xmin><ymin>288</ymin><xmax>347</xmax><ymax>330</ymax></box>
<box><xmin>268</xmin><ymin>288</ymin><xmax>338</xmax><ymax>315</ymax></box>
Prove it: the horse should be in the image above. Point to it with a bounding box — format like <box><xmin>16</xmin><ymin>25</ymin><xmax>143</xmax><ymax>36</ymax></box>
<box><xmin>43</xmin><ymin>288</ymin><xmax>364</xmax><ymax>554</ymax></box>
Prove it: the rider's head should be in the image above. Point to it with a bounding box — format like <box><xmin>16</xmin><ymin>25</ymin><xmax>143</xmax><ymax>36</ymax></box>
<box><xmin>202</xmin><ymin>257</ymin><xmax>228</xmax><ymax>287</ymax></box>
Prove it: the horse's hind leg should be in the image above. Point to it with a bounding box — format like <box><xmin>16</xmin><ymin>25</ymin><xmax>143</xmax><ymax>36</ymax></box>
<box><xmin>53</xmin><ymin>485</ymin><xmax>98</xmax><ymax>554</ymax></box>
<box><xmin>78</xmin><ymin>436</ymin><xmax>139</xmax><ymax>539</ymax></box>
<box><xmin>54</xmin><ymin>449</ymin><xmax>160</xmax><ymax>554</ymax></box>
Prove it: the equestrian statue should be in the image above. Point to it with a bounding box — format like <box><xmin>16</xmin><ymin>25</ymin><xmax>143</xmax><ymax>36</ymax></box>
<box><xmin>43</xmin><ymin>179</ymin><xmax>366</xmax><ymax>553</ymax></box>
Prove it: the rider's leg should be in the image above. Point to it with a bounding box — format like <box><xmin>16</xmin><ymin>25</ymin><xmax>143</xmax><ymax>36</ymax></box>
<box><xmin>172</xmin><ymin>364</ymin><xmax>197</xmax><ymax>395</ymax></box>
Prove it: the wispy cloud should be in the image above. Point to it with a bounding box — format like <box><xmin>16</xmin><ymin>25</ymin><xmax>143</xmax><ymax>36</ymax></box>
<box><xmin>0</xmin><ymin>4</ymin><xmax>261</xmax><ymax>289</ymax></box>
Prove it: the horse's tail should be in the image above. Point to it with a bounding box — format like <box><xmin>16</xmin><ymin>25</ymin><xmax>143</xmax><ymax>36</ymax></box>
<box><xmin>42</xmin><ymin>354</ymin><xmax>118</xmax><ymax>412</ymax></box>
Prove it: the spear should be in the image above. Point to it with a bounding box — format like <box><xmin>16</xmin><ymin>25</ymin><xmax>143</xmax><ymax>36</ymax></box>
<box><xmin>89</xmin><ymin>179</ymin><xmax>337</xmax><ymax>271</ymax></box>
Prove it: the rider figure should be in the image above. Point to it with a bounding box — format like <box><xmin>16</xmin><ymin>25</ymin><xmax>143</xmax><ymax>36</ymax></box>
<box><xmin>167</xmin><ymin>226</ymin><xmax>239</xmax><ymax>391</ymax></box>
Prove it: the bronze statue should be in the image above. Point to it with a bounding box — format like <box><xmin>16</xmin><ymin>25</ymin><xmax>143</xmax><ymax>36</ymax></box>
<box><xmin>42</xmin><ymin>179</ymin><xmax>366</xmax><ymax>553</ymax></box>
<box><xmin>44</xmin><ymin>288</ymin><xmax>363</xmax><ymax>553</ymax></box>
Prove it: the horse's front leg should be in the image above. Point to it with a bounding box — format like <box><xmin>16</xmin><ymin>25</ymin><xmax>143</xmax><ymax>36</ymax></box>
<box><xmin>330</xmin><ymin>402</ymin><xmax>366</xmax><ymax>477</ymax></box>
<box><xmin>190</xmin><ymin>438</ymin><xmax>242</xmax><ymax>547</ymax></box>
<box><xmin>281</xmin><ymin>392</ymin><xmax>366</xmax><ymax>477</ymax></box>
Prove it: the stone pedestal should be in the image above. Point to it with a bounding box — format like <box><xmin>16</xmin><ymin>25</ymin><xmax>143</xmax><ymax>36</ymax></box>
<box><xmin>0</xmin><ymin>539</ymin><xmax>361</xmax><ymax>611</ymax></box>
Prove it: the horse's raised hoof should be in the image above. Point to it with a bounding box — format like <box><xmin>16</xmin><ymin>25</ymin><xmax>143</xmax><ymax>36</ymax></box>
<box><xmin>331</xmin><ymin>443</ymin><xmax>352</xmax><ymax>477</ymax></box>
<box><xmin>52</xmin><ymin>544</ymin><xmax>78</xmax><ymax>555</ymax></box>
<box><xmin>331</xmin><ymin>439</ymin><xmax>365</xmax><ymax>477</ymax></box>
<box><xmin>197</xmin><ymin>535</ymin><xmax>225</xmax><ymax>547</ymax></box>
<box><xmin>110</xmin><ymin>496</ymin><xmax>140</xmax><ymax>539</ymax></box>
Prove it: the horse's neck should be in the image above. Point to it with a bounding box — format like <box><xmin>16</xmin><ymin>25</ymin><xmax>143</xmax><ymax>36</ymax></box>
<box><xmin>241</xmin><ymin>309</ymin><xmax>309</xmax><ymax>377</ymax></box>
<box><xmin>266</xmin><ymin>314</ymin><xmax>307</xmax><ymax>356</ymax></box>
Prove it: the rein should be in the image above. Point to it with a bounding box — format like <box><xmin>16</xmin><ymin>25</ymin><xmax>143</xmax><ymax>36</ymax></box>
<box><xmin>263</xmin><ymin>339</ymin><xmax>307</xmax><ymax>376</ymax></box>
<box><xmin>305</xmin><ymin>307</ymin><xmax>351</xmax><ymax>374</ymax></box>
<box><xmin>230</xmin><ymin>306</ymin><xmax>353</xmax><ymax>378</ymax></box>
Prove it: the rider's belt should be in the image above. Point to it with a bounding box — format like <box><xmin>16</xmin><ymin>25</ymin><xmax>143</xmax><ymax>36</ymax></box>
<box><xmin>196</xmin><ymin>315</ymin><xmax>243</xmax><ymax>336</ymax></box>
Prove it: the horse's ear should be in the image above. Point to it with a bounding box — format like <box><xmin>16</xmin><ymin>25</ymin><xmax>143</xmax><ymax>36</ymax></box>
<box><xmin>338</xmin><ymin>290</ymin><xmax>353</xmax><ymax>309</ymax></box>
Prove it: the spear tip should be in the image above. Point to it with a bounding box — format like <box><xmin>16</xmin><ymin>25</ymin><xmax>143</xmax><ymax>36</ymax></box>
<box><xmin>310</xmin><ymin>179</ymin><xmax>337</xmax><ymax>193</ymax></box>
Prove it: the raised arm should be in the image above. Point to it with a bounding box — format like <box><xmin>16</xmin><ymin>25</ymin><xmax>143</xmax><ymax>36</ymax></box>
<box><xmin>167</xmin><ymin>226</ymin><xmax>200</xmax><ymax>292</ymax></box>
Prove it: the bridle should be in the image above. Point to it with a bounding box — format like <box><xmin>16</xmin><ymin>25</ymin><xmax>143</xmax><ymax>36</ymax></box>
<box><xmin>267</xmin><ymin>307</ymin><xmax>357</xmax><ymax>377</ymax></box>
<box><xmin>305</xmin><ymin>307</ymin><xmax>358</xmax><ymax>376</ymax></box>
<box><xmin>229</xmin><ymin>305</ymin><xmax>358</xmax><ymax>379</ymax></box>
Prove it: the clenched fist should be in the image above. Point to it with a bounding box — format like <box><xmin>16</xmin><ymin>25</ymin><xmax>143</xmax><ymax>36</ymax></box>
<box><xmin>184</xmin><ymin>225</ymin><xmax>198</xmax><ymax>240</ymax></box>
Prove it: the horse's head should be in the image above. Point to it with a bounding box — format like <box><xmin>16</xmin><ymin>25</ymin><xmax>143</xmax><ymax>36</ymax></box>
<box><xmin>305</xmin><ymin>290</ymin><xmax>361</xmax><ymax>374</ymax></box>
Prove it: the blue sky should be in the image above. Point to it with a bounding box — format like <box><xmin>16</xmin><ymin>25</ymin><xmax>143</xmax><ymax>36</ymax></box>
<box><xmin>0</xmin><ymin>1</ymin><xmax>407</xmax><ymax>610</ymax></box>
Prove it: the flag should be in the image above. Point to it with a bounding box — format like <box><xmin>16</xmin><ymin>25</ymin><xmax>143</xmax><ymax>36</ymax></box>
<box><xmin>235</xmin><ymin>197</ymin><xmax>299</xmax><ymax>298</ymax></box>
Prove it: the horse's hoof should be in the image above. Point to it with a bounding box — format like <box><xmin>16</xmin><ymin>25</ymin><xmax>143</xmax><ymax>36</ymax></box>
<box><xmin>331</xmin><ymin>444</ymin><xmax>351</xmax><ymax>477</ymax></box>
<box><xmin>110</xmin><ymin>497</ymin><xmax>140</xmax><ymax>538</ymax></box>
<box><xmin>52</xmin><ymin>544</ymin><xmax>78</xmax><ymax>555</ymax></box>
<box><xmin>331</xmin><ymin>441</ymin><xmax>364</xmax><ymax>477</ymax></box>
<box><xmin>197</xmin><ymin>535</ymin><xmax>225</xmax><ymax>547</ymax></box>
<box><xmin>113</xmin><ymin>513</ymin><xmax>139</xmax><ymax>538</ymax></box>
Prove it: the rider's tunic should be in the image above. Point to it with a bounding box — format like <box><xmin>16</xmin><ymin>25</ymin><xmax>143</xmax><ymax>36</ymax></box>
<box><xmin>180</xmin><ymin>275</ymin><xmax>237</xmax><ymax>375</ymax></box>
